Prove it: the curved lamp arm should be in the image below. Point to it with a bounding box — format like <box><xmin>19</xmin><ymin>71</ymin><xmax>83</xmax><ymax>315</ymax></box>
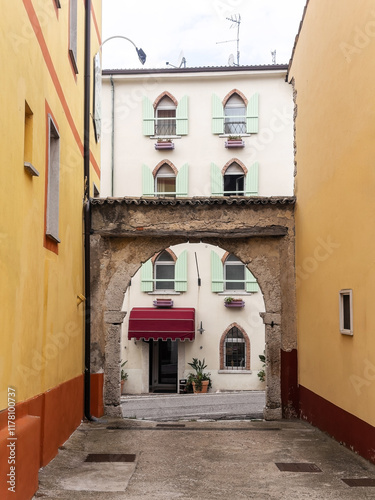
<box><xmin>98</xmin><ymin>35</ymin><xmax>146</xmax><ymax>65</ymax></box>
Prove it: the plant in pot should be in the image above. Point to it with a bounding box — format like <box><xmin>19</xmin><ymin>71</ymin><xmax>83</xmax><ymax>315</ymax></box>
<box><xmin>224</xmin><ymin>296</ymin><xmax>245</xmax><ymax>308</ymax></box>
<box><xmin>120</xmin><ymin>361</ymin><xmax>128</xmax><ymax>394</ymax></box>
<box><xmin>187</xmin><ymin>358</ymin><xmax>212</xmax><ymax>394</ymax></box>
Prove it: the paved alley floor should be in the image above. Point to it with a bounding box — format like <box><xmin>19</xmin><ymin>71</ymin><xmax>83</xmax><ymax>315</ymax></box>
<box><xmin>33</xmin><ymin>417</ymin><xmax>375</xmax><ymax>500</ymax></box>
<box><xmin>121</xmin><ymin>390</ymin><xmax>265</xmax><ymax>420</ymax></box>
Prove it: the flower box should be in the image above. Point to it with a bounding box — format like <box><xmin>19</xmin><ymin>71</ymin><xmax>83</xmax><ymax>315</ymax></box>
<box><xmin>225</xmin><ymin>139</ymin><xmax>245</xmax><ymax>148</ymax></box>
<box><xmin>224</xmin><ymin>299</ymin><xmax>245</xmax><ymax>308</ymax></box>
<box><xmin>153</xmin><ymin>299</ymin><xmax>174</xmax><ymax>308</ymax></box>
<box><xmin>155</xmin><ymin>141</ymin><xmax>175</xmax><ymax>150</ymax></box>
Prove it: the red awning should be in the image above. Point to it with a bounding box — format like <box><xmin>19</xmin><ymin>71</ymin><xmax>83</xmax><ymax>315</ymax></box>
<box><xmin>128</xmin><ymin>307</ymin><xmax>195</xmax><ymax>341</ymax></box>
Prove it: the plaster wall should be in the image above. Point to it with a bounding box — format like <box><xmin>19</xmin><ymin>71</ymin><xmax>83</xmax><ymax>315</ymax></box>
<box><xmin>0</xmin><ymin>0</ymin><xmax>101</xmax><ymax>407</ymax></box>
<box><xmin>289</xmin><ymin>0</ymin><xmax>375</xmax><ymax>425</ymax></box>
<box><xmin>100</xmin><ymin>69</ymin><xmax>294</xmax><ymax>198</ymax></box>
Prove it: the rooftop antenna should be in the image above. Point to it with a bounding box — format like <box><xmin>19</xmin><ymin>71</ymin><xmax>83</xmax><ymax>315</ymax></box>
<box><xmin>216</xmin><ymin>14</ymin><xmax>241</xmax><ymax>66</ymax></box>
<box><xmin>166</xmin><ymin>50</ymin><xmax>186</xmax><ymax>68</ymax></box>
<box><xmin>271</xmin><ymin>50</ymin><xmax>276</xmax><ymax>64</ymax></box>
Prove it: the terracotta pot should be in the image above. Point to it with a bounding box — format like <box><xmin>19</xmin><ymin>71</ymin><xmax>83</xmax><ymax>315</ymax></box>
<box><xmin>192</xmin><ymin>380</ymin><xmax>209</xmax><ymax>394</ymax></box>
<box><xmin>121</xmin><ymin>380</ymin><xmax>125</xmax><ymax>394</ymax></box>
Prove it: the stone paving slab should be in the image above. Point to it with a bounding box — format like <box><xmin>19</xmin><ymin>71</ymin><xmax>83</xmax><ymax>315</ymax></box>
<box><xmin>33</xmin><ymin>418</ymin><xmax>375</xmax><ymax>500</ymax></box>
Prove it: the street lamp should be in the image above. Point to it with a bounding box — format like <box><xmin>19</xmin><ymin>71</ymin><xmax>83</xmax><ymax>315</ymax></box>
<box><xmin>93</xmin><ymin>35</ymin><xmax>147</xmax><ymax>143</ymax></box>
<box><xmin>98</xmin><ymin>35</ymin><xmax>147</xmax><ymax>66</ymax></box>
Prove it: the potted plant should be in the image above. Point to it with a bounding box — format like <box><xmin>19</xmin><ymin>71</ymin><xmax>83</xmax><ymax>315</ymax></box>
<box><xmin>257</xmin><ymin>352</ymin><xmax>266</xmax><ymax>382</ymax></box>
<box><xmin>225</xmin><ymin>135</ymin><xmax>245</xmax><ymax>148</ymax></box>
<box><xmin>224</xmin><ymin>297</ymin><xmax>245</xmax><ymax>308</ymax></box>
<box><xmin>120</xmin><ymin>361</ymin><xmax>128</xmax><ymax>394</ymax></box>
<box><xmin>155</xmin><ymin>138</ymin><xmax>175</xmax><ymax>150</ymax></box>
<box><xmin>187</xmin><ymin>358</ymin><xmax>212</xmax><ymax>394</ymax></box>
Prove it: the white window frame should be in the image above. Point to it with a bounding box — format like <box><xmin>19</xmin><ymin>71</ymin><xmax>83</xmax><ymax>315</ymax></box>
<box><xmin>224</xmin><ymin>256</ymin><xmax>245</xmax><ymax>291</ymax></box>
<box><xmin>155</xmin><ymin>165</ymin><xmax>176</xmax><ymax>197</ymax></box>
<box><xmin>154</xmin><ymin>252</ymin><xmax>175</xmax><ymax>291</ymax></box>
<box><xmin>46</xmin><ymin>115</ymin><xmax>60</xmax><ymax>243</ymax></box>
<box><xmin>224</xmin><ymin>94</ymin><xmax>246</xmax><ymax>135</ymax></box>
<box><xmin>155</xmin><ymin>97</ymin><xmax>176</xmax><ymax>137</ymax></box>
<box><xmin>339</xmin><ymin>289</ymin><xmax>353</xmax><ymax>335</ymax></box>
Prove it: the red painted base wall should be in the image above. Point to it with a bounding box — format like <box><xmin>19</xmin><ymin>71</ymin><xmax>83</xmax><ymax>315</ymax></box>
<box><xmin>299</xmin><ymin>385</ymin><xmax>375</xmax><ymax>464</ymax></box>
<box><xmin>0</xmin><ymin>374</ymin><xmax>84</xmax><ymax>500</ymax></box>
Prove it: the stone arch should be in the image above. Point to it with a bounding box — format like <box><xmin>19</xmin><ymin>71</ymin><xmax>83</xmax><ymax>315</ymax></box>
<box><xmin>222</xmin><ymin>88</ymin><xmax>248</xmax><ymax>107</ymax></box>
<box><xmin>152</xmin><ymin>159</ymin><xmax>178</xmax><ymax>177</ymax></box>
<box><xmin>219</xmin><ymin>323</ymin><xmax>251</xmax><ymax>370</ymax></box>
<box><xmin>90</xmin><ymin>197</ymin><xmax>296</xmax><ymax>420</ymax></box>
<box><xmin>222</xmin><ymin>158</ymin><xmax>248</xmax><ymax>175</ymax></box>
<box><xmin>153</xmin><ymin>91</ymin><xmax>178</xmax><ymax>109</ymax></box>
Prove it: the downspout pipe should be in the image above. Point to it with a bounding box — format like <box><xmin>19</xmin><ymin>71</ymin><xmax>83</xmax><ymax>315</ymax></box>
<box><xmin>83</xmin><ymin>0</ymin><xmax>96</xmax><ymax>421</ymax></box>
<box><xmin>110</xmin><ymin>76</ymin><xmax>115</xmax><ymax>196</ymax></box>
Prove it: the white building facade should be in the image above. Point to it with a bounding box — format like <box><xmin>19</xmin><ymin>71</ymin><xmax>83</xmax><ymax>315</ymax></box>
<box><xmin>100</xmin><ymin>65</ymin><xmax>294</xmax><ymax>394</ymax></box>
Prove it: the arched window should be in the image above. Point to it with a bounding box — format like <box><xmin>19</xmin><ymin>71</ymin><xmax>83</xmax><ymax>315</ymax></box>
<box><xmin>224</xmin><ymin>93</ymin><xmax>246</xmax><ymax>135</ymax></box>
<box><xmin>224</xmin><ymin>162</ymin><xmax>245</xmax><ymax>196</ymax></box>
<box><xmin>155</xmin><ymin>164</ymin><xmax>176</xmax><ymax>197</ymax></box>
<box><xmin>224</xmin><ymin>254</ymin><xmax>245</xmax><ymax>291</ymax></box>
<box><xmin>155</xmin><ymin>96</ymin><xmax>176</xmax><ymax>136</ymax></box>
<box><xmin>154</xmin><ymin>250</ymin><xmax>175</xmax><ymax>290</ymax></box>
<box><xmin>221</xmin><ymin>325</ymin><xmax>250</xmax><ymax>370</ymax></box>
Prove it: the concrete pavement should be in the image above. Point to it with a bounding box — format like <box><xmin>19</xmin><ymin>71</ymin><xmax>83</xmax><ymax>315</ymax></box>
<box><xmin>33</xmin><ymin>415</ymin><xmax>375</xmax><ymax>499</ymax></box>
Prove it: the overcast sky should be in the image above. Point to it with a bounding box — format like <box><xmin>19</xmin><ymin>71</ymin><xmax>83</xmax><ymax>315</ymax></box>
<box><xmin>101</xmin><ymin>0</ymin><xmax>306</xmax><ymax>70</ymax></box>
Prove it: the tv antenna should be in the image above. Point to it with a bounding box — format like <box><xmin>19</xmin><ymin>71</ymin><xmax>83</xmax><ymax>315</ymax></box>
<box><xmin>216</xmin><ymin>14</ymin><xmax>241</xmax><ymax>66</ymax></box>
<box><xmin>166</xmin><ymin>50</ymin><xmax>186</xmax><ymax>68</ymax></box>
<box><xmin>271</xmin><ymin>50</ymin><xmax>276</xmax><ymax>64</ymax></box>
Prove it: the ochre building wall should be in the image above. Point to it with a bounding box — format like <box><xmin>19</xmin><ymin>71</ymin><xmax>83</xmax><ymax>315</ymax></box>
<box><xmin>289</xmin><ymin>0</ymin><xmax>375</xmax><ymax>462</ymax></box>
<box><xmin>0</xmin><ymin>1</ymin><xmax>101</xmax><ymax>498</ymax></box>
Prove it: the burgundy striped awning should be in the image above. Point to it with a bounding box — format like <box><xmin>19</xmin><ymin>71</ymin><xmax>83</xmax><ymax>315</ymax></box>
<box><xmin>128</xmin><ymin>307</ymin><xmax>195</xmax><ymax>341</ymax></box>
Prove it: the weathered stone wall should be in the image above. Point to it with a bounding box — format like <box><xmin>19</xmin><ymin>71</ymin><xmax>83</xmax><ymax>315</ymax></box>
<box><xmin>90</xmin><ymin>197</ymin><xmax>296</xmax><ymax>418</ymax></box>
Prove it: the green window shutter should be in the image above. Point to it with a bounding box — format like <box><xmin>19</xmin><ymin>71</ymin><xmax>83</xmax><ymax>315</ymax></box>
<box><xmin>142</xmin><ymin>164</ymin><xmax>154</xmax><ymax>196</ymax></box>
<box><xmin>211</xmin><ymin>250</ymin><xmax>224</xmax><ymax>292</ymax></box>
<box><xmin>212</xmin><ymin>94</ymin><xmax>224</xmax><ymax>134</ymax></box>
<box><xmin>211</xmin><ymin>162</ymin><xmax>223</xmax><ymax>196</ymax></box>
<box><xmin>176</xmin><ymin>163</ymin><xmax>189</xmax><ymax>196</ymax></box>
<box><xmin>175</xmin><ymin>250</ymin><xmax>188</xmax><ymax>292</ymax></box>
<box><xmin>141</xmin><ymin>260</ymin><xmax>153</xmax><ymax>292</ymax></box>
<box><xmin>246</xmin><ymin>93</ymin><xmax>259</xmax><ymax>133</ymax></box>
<box><xmin>245</xmin><ymin>162</ymin><xmax>259</xmax><ymax>196</ymax></box>
<box><xmin>142</xmin><ymin>96</ymin><xmax>155</xmax><ymax>136</ymax></box>
<box><xmin>176</xmin><ymin>95</ymin><xmax>188</xmax><ymax>135</ymax></box>
<box><xmin>245</xmin><ymin>267</ymin><xmax>259</xmax><ymax>292</ymax></box>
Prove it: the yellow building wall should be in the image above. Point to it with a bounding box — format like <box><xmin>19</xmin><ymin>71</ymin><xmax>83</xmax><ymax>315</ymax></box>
<box><xmin>289</xmin><ymin>0</ymin><xmax>375</xmax><ymax>425</ymax></box>
<box><xmin>0</xmin><ymin>0</ymin><xmax>101</xmax><ymax>410</ymax></box>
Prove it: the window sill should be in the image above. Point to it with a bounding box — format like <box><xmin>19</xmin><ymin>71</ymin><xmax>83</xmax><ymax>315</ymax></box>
<box><xmin>218</xmin><ymin>370</ymin><xmax>252</xmax><ymax>374</ymax></box>
<box><xmin>150</xmin><ymin>135</ymin><xmax>181</xmax><ymax>140</ymax></box>
<box><xmin>219</xmin><ymin>134</ymin><xmax>250</xmax><ymax>138</ymax></box>
<box><xmin>147</xmin><ymin>291</ymin><xmax>181</xmax><ymax>295</ymax></box>
<box><xmin>218</xmin><ymin>292</ymin><xmax>252</xmax><ymax>296</ymax></box>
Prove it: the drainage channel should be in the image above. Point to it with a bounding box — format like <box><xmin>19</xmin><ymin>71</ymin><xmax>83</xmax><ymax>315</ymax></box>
<box><xmin>107</xmin><ymin>425</ymin><xmax>281</xmax><ymax>431</ymax></box>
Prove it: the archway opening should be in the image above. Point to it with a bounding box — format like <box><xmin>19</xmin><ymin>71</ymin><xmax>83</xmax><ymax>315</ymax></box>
<box><xmin>120</xmin><ymin>242</ymin><xmax>266</xmax><ymax>396</ymax></box>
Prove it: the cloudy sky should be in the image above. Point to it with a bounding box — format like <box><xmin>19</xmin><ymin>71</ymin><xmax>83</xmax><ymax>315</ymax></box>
<box><xmin>101</xmin><ymin>0</ymin><xmax>306</xmax><ymax>70</ymax></box>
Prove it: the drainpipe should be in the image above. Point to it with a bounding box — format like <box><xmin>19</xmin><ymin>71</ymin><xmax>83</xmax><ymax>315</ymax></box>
<box><xmin>83</xmin><ymin>0</ymin><xmax>95</xmax><ymax>421</ymax></box>
<box><xmin>110</xmin><ymin>76</ymin><xmax>115</xmax><ymax>196</ymax></box>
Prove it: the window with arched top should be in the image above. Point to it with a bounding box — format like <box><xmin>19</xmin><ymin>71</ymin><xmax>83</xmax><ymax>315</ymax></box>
<box><xmin>224</xmin><ymin>162</ymin><xmax>245</xmax><ymax>196</ymax></box>
<box><xmin>211</xmin><ymin>251</ymin><xmax>259</xmax><ymax>292</ymax></box>
<box><xmin>155</xmin><ymin>164</ymin><xmax>176</xmax><ymax>197</ymax></box>
<box><xmin>154</xmin><ymin>250</ymin><xmax>175</xmax><ymax>290</ymax></box>
<box><xmin>224</xmin><ymin>93</ymin><xmax>246</xmax><ymax>135</ymax></box>
<box><xmin>140</xmin><ymin>249</ymin><xmax>188</xmax><ymax>292</ymax></box>
<box><xmin>155</xmin><ymin>95</ymin><xmax>176</xmax><ymax>136</ymax></box>
<box><xmin>220</xmin><ymin>325</ymin><xmax>250</xmax><ymax>371</ymax></box>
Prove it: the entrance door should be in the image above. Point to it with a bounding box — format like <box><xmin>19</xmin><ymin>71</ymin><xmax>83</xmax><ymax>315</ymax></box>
<box><xmin>149</xmin><ymin>339</ymin><xmax>178</xmax><ymax>393</ymax></box>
